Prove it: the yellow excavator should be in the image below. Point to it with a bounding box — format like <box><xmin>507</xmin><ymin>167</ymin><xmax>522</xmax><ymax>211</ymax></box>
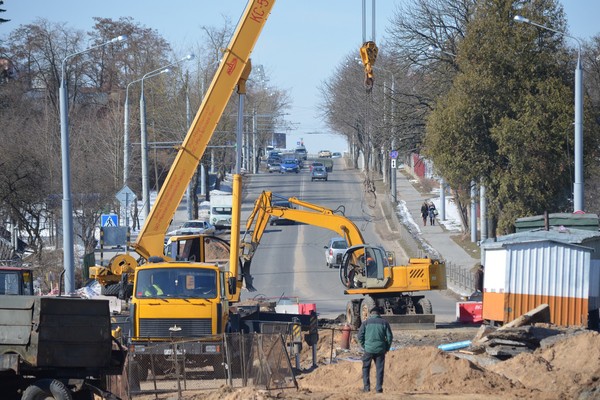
<box><xmin>241</xmin><ymin>191</ymin><xmax>447</xmax><ymax>328</ymax></box>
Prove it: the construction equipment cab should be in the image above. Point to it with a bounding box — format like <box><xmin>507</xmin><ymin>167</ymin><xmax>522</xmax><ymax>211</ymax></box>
<box><xmin>0</xmin><ymin>266</ymin><xmax>34</xmax><ymax>295</ymax></box>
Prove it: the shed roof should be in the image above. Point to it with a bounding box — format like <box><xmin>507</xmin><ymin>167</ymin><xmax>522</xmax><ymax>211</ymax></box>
<box><xmin>481</xmin><ymin>226</ymin><xmax>600</xmax><ymax>250</ymax></box>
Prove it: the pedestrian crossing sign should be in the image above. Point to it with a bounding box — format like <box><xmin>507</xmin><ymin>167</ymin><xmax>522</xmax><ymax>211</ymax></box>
<box><xmin>101</xmin><ymin>213</ymin><xmax>118</xmax><ymax>227</ymax></box>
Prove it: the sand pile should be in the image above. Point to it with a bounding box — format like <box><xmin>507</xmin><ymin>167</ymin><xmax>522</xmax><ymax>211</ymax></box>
<box><xmin>296</xmin><ymin>328</ymin><xmax>600</xmax><ymax>399</ymax></box>
<box><xmin>489</xmin><ymin>330</ymin><xmax>600</xmax><ymax>399</ymax></box>
<box><xmin>299</xmin><ymin>346</ymin><xmax>524</xmax><ymax>396</ymax></box>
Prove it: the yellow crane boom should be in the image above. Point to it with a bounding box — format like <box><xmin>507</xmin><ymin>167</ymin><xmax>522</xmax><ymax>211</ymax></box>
<box><xmin>134</xmin><ymin>0</ymin><xmax>275</xmax><ymax>260</ymax></box>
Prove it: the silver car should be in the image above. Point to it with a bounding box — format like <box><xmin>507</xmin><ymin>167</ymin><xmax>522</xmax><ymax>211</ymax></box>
<box><xmin>311</xmin><ymin>166</ymin><xmax>328</xmax><ymax>181</ymax></box>
<box><xmin>167</xmin><ymin>220</ymin><xmax>216</xmax><ymax>236</ymax></box>
<box><xmin>324</xmin><ymin>237</ymin><xmax>348</xmax><ymax>268</ymax></box>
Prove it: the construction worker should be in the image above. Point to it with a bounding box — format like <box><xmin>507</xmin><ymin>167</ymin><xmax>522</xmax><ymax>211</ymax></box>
<box><xmin>143</xmin><ymin>281</ymin><xmax>164</xmax><ymax>297</ymax></box>
<box><xmin>357</xmin><ymin>305</ymin><xmax>393</xmax><ymax>393</ymax></box>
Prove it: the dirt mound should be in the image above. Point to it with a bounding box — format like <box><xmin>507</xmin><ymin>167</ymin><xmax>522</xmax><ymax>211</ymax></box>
<box><xmin>136</xmin><ymin>326</ymin><xmax>600</xmax><ymax>399</ymax></box>
<box><xmin>299</xmin><ymin>346</ymin><xmax>526</xmax><ymax>396</ymax></box>
<box><xmin>489</xmin><ymin>330</ymin><xmax>600</xmax><ymax>399</ymax></box>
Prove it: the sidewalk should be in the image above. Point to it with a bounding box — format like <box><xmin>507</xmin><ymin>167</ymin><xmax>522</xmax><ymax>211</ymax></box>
<box><xmin>390</xmin><ymin>170</ymin><xmax>480</xmax><ymax>296</ymax></box>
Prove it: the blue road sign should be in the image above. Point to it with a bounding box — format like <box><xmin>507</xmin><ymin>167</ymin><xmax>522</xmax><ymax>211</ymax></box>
<box><xmin>101</xmin><ymin>213</ymin><xmax>118</xmax><ymax>227</ymax></box>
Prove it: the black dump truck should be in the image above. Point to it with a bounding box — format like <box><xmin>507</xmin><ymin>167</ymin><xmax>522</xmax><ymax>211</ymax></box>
<box><xmin>0</xmin><ymin>289</ymin><xmax>125</xmax><ymax>399</ymax></box>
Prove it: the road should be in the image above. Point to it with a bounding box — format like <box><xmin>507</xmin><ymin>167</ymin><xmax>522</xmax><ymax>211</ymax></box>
<box><xmin>238</xmin><ymin>160</ymin><xmax>378</xmax><ymax>319</ymax></box>
<box><xmin>231</xmin><ymin>158</ymin><xmax>460</xmax><ymax>322</ymax></box>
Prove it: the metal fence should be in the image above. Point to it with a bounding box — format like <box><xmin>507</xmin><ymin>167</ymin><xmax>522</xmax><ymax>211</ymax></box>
<box><xmin>123</xmin><ymin>333</ymin><xmax>298</xmax><ymax>399</ymax></box>
<box><xmin>446</xmin><ymin>261</ymin><xmax>477</xmax><ymax>297</ymax></box>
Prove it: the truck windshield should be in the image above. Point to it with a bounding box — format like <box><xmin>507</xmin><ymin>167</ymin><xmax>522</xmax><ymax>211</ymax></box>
<box><xmin>0</xmin><ymin>271</ymin><xmax>20</xmax><ymax>295</ymax></box>
<box><xmin>136</xmin><ymin>268</ymin><xmax>217</xmax><ymax>299</ymax></box>
<box><xmin>212</xmin><ymin>207</ymin><xmax>232</xmax><ymax>215</ymax></box>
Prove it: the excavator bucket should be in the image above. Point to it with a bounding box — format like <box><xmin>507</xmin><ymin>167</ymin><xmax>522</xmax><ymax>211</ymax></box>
<box><xmin>382</xmin><ymin>313</ymin><xmax>436</xmax><ymax>330</ymax></box>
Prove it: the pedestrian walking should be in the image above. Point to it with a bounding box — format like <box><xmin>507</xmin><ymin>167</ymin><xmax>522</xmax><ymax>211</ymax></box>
<box><xmin>420</xmin><ymin>202</ymin><xmax>429</xmax><ymax>226</ymax></box>
<box><xmin>429</xmin><ymin>202</ymin><xmax>437</xmax><ymax>226</ymax></box>
<box><xmin>357</xmin><ymin>305</ymin><xmax>393</xmax><ymax>393</ymax></box>
<box><xmin>474</xmin><ymin>263</ymin><xmax>484</xmax><ymax>293</ymax></box>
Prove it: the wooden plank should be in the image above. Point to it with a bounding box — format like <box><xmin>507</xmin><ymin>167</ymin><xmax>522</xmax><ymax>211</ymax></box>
<box><xmin>501</xmin><ymin>304</ymin><xmax>550</xmax><ymax>329</ymax></box>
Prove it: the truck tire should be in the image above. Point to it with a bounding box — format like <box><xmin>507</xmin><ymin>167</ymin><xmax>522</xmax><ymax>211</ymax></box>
<box><xmin>416</xmin><ymin>298</ymin><xmax>433</xmax><ymax>315</ymax></box>
<box><xmin>359</xmin><ymin>296</ymin><xmax>376</xmax><ymax>324</ymax></box>
<box><xmin>22</xmin><ymin>379</ymin><xmax>73</xmax><ymax>400</ymax></box>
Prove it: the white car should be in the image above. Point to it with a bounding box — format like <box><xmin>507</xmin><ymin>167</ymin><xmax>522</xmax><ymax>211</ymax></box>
<box><xmin>324</xmin><ymin>237</ymin><xmax>348</xmax><ymax>268</ymax></box>
<box><xmin>167</xmin><ymin>220</ymin><xmax>216</xmax><ymax>236</ymax></box>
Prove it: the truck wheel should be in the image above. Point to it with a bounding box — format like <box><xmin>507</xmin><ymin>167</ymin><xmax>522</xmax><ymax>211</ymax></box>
<box><xmin>416</xmin><ymin>298</ymin><xmax>433</xmax><ymax>314</ymax></box>
<box><xmin>22</xmin><ymin>379</ymin><xmax>73</xmax><ymax>400</ymax></box>
<box><xmin>346</xmin><ymin>301</ymin><xmax>360</xmax><ymax>330</ymax></box>
<box><xmin>360</xmin><ymin>297</ymin><xmax>376</xmax><ymax>324</ymax></box>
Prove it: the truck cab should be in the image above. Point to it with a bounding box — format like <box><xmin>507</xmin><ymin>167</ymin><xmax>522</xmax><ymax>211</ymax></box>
<box><xmin>210</xmin><ymin>193</ymin><xmax>233</xmax><ymax>230</ymax></box>
<box><xmin>0</xmin><ymin>266</ymin><xmax>34</xmax><ymax>295</ymax></box>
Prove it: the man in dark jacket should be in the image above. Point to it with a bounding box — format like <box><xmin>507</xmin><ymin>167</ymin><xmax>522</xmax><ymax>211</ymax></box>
<box><xmin>357</xmin><ymin>305</ymin><xmax>393</xmax><ymax>393</ymax></box>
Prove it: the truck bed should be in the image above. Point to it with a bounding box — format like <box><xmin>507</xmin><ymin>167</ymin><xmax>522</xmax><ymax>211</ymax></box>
<box><xmin>0</xmin><ymin>296</ymin><xmax>113</xmax><ymax>371</ymax></box>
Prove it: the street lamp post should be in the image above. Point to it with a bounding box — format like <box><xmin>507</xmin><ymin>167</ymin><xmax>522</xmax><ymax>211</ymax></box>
<box><xmin>140</xmin><ymin>54</ymin><xmax>195</xmax><ymax>218</ymax></box>
<box><xmin>514</xmin><ymin>15</ymin><xmax>584</xmax><ymax>212</ymax></box>
<box><xmin>59</xmin><ymin>34</ymin><xmax>126</xmax><ymax>294</ymax></box>
<box><xmin>124</xmin><ymin>69</ymin><xmax>170</xmax><ymax>186</ymax></box>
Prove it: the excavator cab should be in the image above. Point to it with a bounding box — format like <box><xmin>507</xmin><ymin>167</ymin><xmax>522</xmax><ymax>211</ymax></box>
<box><xmin>340</xmin><ymin>245</ymin><xmax>390</xmax><ymax>289</ymax></box>
<box><xmin>164</xmin><ymin>234</ymin><xmax>230</xmax><ymax>265</ymax></box>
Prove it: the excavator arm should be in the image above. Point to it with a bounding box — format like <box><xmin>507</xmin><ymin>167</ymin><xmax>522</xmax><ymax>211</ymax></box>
<box><xmin>240</xmin><ymin>191</ymin><xmax>366</xmax><ymax>288</ymax></box>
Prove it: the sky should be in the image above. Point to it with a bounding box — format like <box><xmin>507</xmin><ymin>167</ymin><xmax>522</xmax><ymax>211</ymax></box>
<box><xmin>1</xmin><ymin>1</ymin><xmax>599</xmax><ymax>154</ymax></box>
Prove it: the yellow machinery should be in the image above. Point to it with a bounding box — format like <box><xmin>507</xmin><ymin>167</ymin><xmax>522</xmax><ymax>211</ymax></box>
<box><xmin>88</xmin><ymin>0</ymin><xmax>282</xmax><ymax>378</ymax></box>
<box><xmin>242</xmin><ymin>191</ymin><xmax>447</xmax><ymax>328</ymax></box>
<box><xmin>359</xmin><ymin>40</ymin><xmax>378</xmax><ymax>91</ymax></box>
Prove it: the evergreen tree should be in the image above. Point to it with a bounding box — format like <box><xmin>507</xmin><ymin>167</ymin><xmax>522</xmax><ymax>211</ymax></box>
<box><xmin>425</xmin><ymin>0</ymin><xmax>576</xmax><ymax>234</ymax></box>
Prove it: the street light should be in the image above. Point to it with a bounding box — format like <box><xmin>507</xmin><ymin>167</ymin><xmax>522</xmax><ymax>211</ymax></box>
<box><xmin>140</xmin><ymin>54</ymin><xmax>195</xmax><ymax>218</ymax></box>
<box><xmin>59</xmin><ymin>34</ymin><xmax>127</xmax><ymax>294</ymax></box>
<box><xmin>372</xmin><ymin>65</ymin><xmax>397</xmax><ymax>203</ymax></box>
<box><xmin>123</xmin><ymin>68</ymin><xmax>170</xmax><ymax>186</ymax></box>
<box><xmin>514</xmin><ymin>15</ymin><xmax>584</xmax><ymax>212</ymax></box>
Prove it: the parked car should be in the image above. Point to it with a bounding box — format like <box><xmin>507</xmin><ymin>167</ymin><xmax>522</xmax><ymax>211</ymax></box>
<box><xmin>267</xmin><ymin>161</ymin><xmax>281</xmax><ymax>173</ymax></box>
<box><xmin>280</xmin><ymin>159</ymin><xmax>299</xmax><ymax>173</ymax></box>
<box><xmin>324</xmin><ymin>237</ymin><xmax>348</xmax><ymax>268</ymax></box>
<box><xmin>318</xmin><ymin>149</ymin><xmax>332</xmax><ymax>158</ymax></box>
<box><xmin>269</xmin><ymin>200</ymin><xmax>296</xmax><ymax>225</ymax></box>
<box><xmin>167</xmin><ymin>220</ymin><xmax>216</xmax><ymax>236</ymax></box>
<box><xmin>311</xmin><ymin>166</ymin><xmax>328</xmax><ymax>181</ymax></box>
